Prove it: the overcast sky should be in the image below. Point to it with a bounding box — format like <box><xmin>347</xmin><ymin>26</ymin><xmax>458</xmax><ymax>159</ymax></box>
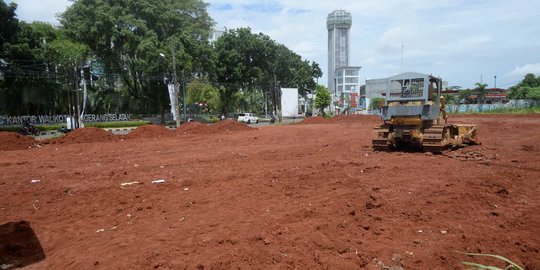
<box><xmin>7</xmin><ymin>0</ymin><xmax>540</xmax><ymax>88</ymax></box>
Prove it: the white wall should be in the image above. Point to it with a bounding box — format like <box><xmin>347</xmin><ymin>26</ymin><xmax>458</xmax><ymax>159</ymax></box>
<box><xmin>281</xmin><ymin>88</ymin><xmax>299</xmax><ymax>117</ymax></box>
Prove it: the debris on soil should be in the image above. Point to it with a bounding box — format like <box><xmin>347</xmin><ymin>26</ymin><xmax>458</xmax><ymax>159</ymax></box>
<box><xmin>445</xmin><ymin>150</ymin><xmax>491</xmax><ymax>161</ymax></box>
<box><xmin>0</xmin><ymin>132</ymin><xmax>36</xmax><ymax>151</ymax></box>
<box><xmin>120</xmin><ymin>181</ymin><xmax>140</xmax><ymax>187</ymax></box>
<box><xmin>125</xmin><ymin>125</ymin><xmax>174</xmax><ymax>139</ymax></box>
<box><xmin>151</xmin><ymin>179</ymin><xmax>166</xmax><ymax>184</ymax></box>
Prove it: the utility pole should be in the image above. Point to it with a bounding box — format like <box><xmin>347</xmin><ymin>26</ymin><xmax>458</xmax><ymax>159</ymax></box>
<box><xmin>312</xmin><ymin>77</ymin><xmax>318</xmax><ymax>115</ymax></box>
<box><xmin>494</xmin><ymin>75</ymin><xmax>497</xmax><ymax>89</ymax></box>
<box><xmin>264</xmin><ymin>89</ymin><xmax>268</xmax><ymax>118</ymax></box>
<box><xmin>67</xmin><ymin>67</ymin><xmax>73</xmax><ymax>130</ymax></box>
<box><xmin>181</xmin><ymin>69</ymin><xmax>186</xmax><ymax>122</ymax></box>
<box><xmin>170</xmin><ymin>46</ymin><xmax>181</xmax><ymax>127</ymax></box>
<box><xmin>71</xmin><ymin>64</ymin><xmax>80</xmax><ymax>130</ymax></box>
<box><xmin>274</xmin><ymin>74</ymin><xmax>282</xmax><ymax>123</ymax></box>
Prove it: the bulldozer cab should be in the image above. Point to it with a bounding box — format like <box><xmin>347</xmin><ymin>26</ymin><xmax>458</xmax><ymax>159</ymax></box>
<box><xmin>380</xmin><ymin>72</ymin><xmax>443</xmax><ymax>121</ymax></box>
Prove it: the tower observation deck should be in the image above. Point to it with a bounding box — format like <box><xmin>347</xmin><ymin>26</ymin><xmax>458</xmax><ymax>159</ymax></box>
<box><xmin>327</xmin><ymin>10</ymin><xmax>352</xmax><ymax>95</ymax></box>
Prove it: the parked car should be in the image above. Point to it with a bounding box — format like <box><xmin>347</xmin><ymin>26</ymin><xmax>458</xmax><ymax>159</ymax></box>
<box><xmin>237</xmin><ymin>113</ymin><xmax>259</xmax><ymax>124</ymax></box>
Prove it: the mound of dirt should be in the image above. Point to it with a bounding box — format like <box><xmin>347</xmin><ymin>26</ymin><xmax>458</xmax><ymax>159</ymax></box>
<box><xmin>212</xmin><ymin>119</ymin><xmax>253</xmax><ymax>132</ymax></box>
<box><xmin>175</xmin><ymin>122</ymin><xmax>214</xmax><ymax>135</ymax></box>
<box><xmin>126</xmin><ymin>125</ymin><xmax>174</xmax><ymax>139</ymax></box>
<box><xmin>299</xmin><ymin>116</ymin><xmax>330</xmax><ymax>124</ymax></box>
<box><xmin>54</xmin><ymin>127</ymin><xmax>116</xmax><ymax>144</ymax></box>
<box><xmin>0</xmin><ymin>132</ymin><xmax>35</xmax><ymax>151</ymax></box>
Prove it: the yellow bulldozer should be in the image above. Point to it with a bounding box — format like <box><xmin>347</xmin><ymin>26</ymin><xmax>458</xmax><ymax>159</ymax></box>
<box><xmin>372</xmin><ymin>73</ymin><xmax>478</xmax><ymax>153</ymax></box>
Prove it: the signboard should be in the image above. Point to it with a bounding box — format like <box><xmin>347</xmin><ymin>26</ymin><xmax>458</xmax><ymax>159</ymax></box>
<box><xmin>0</xmin><ymin>114</ymin><xmax>131</xmax><ymax>125</ymax></box>
<box><xmin>281</xmin><ymin>88</ymin><xmax>299</xmax><ymax>117</ymax></box>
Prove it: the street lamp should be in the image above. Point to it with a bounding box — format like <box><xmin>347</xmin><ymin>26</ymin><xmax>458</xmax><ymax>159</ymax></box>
<box><xmin>160</xmin><ymin>51</ymin><xmax>186</xmax><ymax>127</ymax></box>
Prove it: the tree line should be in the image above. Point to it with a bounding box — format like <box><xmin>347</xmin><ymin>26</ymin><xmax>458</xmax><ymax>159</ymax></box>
<box><xmin>0</xmin><ymin>0</ymin><xmax>322</xmax><ymax>120</ymax></box>
<box><xmin>443</xmin><ymin>74</ymin><xmax>540</xmax><ymax>105</ymax></box>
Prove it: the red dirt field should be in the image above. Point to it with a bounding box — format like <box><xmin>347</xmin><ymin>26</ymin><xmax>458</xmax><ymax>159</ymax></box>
<box><xmin>0</xmin><ymin>114</ymin><xmax>539</xmax><ymax>269</ymax></box>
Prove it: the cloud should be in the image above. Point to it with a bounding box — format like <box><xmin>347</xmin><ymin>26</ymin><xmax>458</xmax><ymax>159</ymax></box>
<box><xmin>242</xmin><ymin>1</ymin><xmax>283</xmax><ymax>13</ymax></box>
<box><xmin>213</xmin><ymin>3</ymin><xmax>234</xmax><ymax>11</ymax></box>
<box><xmin>508</xmin><ymin>63</ymin><xmax>540</xmax><ymax>77</ymax></box>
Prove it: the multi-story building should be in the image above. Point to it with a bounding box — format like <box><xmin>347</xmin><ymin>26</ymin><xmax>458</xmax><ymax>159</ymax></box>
<box><xmin>327</xmin><ymin>10</ymin><xmax>352</xmax><ymax>96</ymax></box>
<box><xmin>334</xmin><ymin>66</ymin><xmax>362</xmax><ymax>108</ymax></box>
<box><xmin>327</xmin><ymin>10</ymin><xmax>361</xmax><ymax>113</ymax></box>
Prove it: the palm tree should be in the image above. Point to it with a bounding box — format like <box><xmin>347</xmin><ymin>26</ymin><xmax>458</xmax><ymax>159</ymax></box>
<box><xmin>475</xmin><ymin>82</ymin><xmax>488</xmax><ymax>104</ymax></box>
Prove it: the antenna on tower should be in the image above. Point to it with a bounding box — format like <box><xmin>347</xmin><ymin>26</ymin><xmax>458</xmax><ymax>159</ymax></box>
<box><xmin>400</xmin><ymin>42</ymin><xmax>404</xmax><ymax>73</ymax></box>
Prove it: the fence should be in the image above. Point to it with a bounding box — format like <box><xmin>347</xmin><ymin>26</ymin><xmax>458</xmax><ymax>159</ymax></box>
<box><xmin>356</xmin><ymin>99</ymin><xmax>539</xmax><ymax>116</ymax></box>
<box><xmin>446</xmin><ymin>100</ymin><xmax>539</xmax><ymax>113</ymax></box>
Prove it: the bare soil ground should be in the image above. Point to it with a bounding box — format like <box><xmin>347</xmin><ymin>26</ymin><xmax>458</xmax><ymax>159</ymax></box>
<box><xmin>1</xmin><ymin>114</ymin><xmax>539</xmax><ymax>269</ymax></box>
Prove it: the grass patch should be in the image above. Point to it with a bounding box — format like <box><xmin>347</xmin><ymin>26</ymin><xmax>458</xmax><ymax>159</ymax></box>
<box><xmin>457</xmin><ymin>251</ymin><xmax>524</xmax><ymax>270</ymax></box>
<box><xmin>0</xmin><ymin>126</ymin><xmax>22</xmax><ymax>132</ymax></box>
<box><xmin>84</xmin><ymin>121</ymin><xmax>151</xmax><ymax>128</ymax></box>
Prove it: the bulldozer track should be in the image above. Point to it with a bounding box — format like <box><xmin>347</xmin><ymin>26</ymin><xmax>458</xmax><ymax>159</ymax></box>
<box><xmin>372</xmin><ymin>128</ymin><xmax>390</xmax><ymax>151</ymax></box>
<box><xmin>422</xmin><ymin>125</ymin><xmax>447</xmax><ymax>153</ymax></box>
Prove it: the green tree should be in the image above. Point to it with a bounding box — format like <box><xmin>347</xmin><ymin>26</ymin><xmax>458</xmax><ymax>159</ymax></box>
<box><xmin>0</xmin><ymin>19</ymin><xmax>71</xmax><ymax>115</ymax></box>
<box><xmin>60</xmin><ymin>0</ymin><xmax>214</xmax><ymax>118</ymax></box>
<box><xmin>186</xmin><ymin>78</ymin><xmax>221</xmax><ymax>113</ymax></box>
<box><xmin>442</xmin><ymin>94</ymin><xmax>457</xmax><ymax>104</ymax></box>
<box><xmin>369</xmin><ymin>97</ymin><xmax>385</xmax><ymax>110</ymax></box>
<box><xmin>48</xmin><ymin>37</ymin><xmax>91</xmax><ymax>119</ymax></box>
<box><xmin>213</xmin><ymin>28</ymin><xmax>262</xmax><ymax>113</ymax></box>
<box><xmin>474</xmin><ymin>82</ymin><xmax>488</xmax><ymax>104</ymax></box>
<box><xmin>458</xmin><ymin>89</ymin><xmax>473</xmax><ymax>104</ymax></box>
<box><xmin>314</xmin><ymin>84</ymin><xmax>331</xmax><ymax>117</ymax></box>
<box><xmin>525</xmin><ymin>86</ymin><xmax>540</xmax><ymax>99</ymax></box>
<box><xmin>521</xmin><ymin>73</ymin><xmax>540</xmax><ymax>87</ymax></box>
<box><xmin>507</xmin><ymin>73</ymin><xmax>540</xmax><ymax>100</ymax></box>
<box><xmin>213</xmin><ymin>27</ymin><xmax>321</xmax><ymax>115</ymax></box>
<box><xmin>0</xmin><ymin>0</ymin><xmax>19</xmax><ymax>58</ymax></box>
